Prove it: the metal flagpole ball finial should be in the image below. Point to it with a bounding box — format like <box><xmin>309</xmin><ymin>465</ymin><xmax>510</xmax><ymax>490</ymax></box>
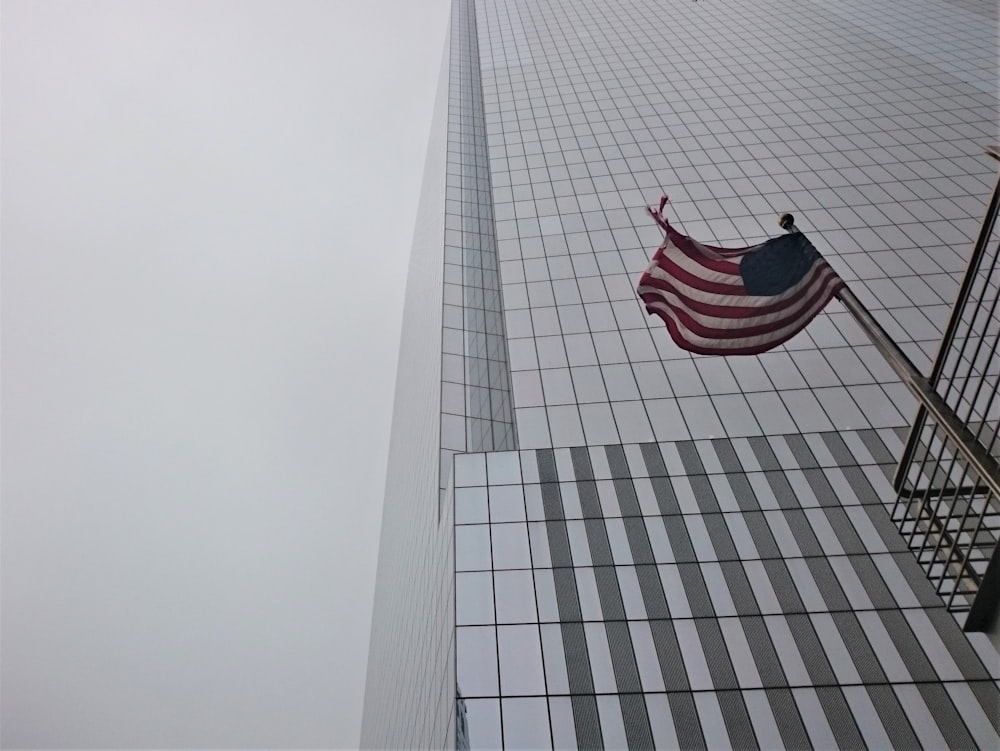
<box><xmin>777</xmin><ymin>213</ymin><xmax>795</xmax><ymax>230</ymax></box>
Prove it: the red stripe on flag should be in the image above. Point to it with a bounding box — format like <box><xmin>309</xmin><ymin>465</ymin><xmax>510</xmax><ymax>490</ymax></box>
<box><xmin>639</xmin><ymin>267</ymin><xmax>843</xmax><ymax>340</ymax></box>
<box><xmin>648</xmin><ymin>253</ymin><xmax>746</xmax><ymax>296</ymax></box>
<box><xmin>644</xmin><ymin>273</ymin><xmax>845</xmax><ymax>355</ymax></box>
<box><xmin>665</xmin><ymin>227</ymin><xmax>744</xmax><ymax>275</ymax></box>
<box><xmin>640</xmin><ymin>260</ymin><xmax>840</xmax><ymax>318</ymax></box>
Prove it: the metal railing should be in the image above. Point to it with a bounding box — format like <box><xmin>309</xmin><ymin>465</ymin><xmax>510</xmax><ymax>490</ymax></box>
<box><xmin>891</xmin><ymin>147</ymin><xmax>1000</xmax><ymax>631</ymax></box>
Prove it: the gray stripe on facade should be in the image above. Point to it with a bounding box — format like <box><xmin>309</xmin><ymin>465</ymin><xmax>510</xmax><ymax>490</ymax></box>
<box><xmin>689</xmin><ymin>475</ymin><xmax>721</xmax><ymax>514</ymax></box>
<box><xmin>924</xmin><ymin>607</ymin><xmax>991</xmax><ymax>680</ymax></box>
<box><xmin>763</xmin><ymin>559</ymin><xmax>806</xmax><ymax>612</ymax></box>
<box><xmin>536</xmin><ymin>448</ymin><xmax>558</xmax><ymax>483</ymax></box>
<box><xmin>890</xmin><ymin>551</ymin><xmax>950</xmax><ymax>607</ymax></box>
<box><xmin>663</xmin><ymin>515</ymin><xmax>697</xmax><ymax>563</ymax></box>
<box><xmin>849</xmin><ymin>554</ymin><xmax>897</xmax><ymax>608</ymax></box>
<box><xmin>667</xmin><ymin>692</ymin><xmax>707</xmax><ymax>751</ymax></box>
<box><xmin>605</xmin><ymin>621</ymin><xmax>642</xmax><ymax>692</ymax></box>
<box><xmin>695</xmin><ymin>441</ymin><xmax>721</xmax><ymax>475</ymax></box>
<box><xmin>560</xmin><ymin>622</ymin><xmax>594</xmax><ymax>693</ymax></box>
<box><xmin>639</xmin><ymin>442</ymin><xmax>668</xmax><ymax>477</ymax></box>
<box><xmin>765</xmin><ymin>471</ymin><xmax>800</xmax><ymax>509</ymax></box>
<box><xmin>857</xmin><ymin>428</ymin><xmax>895</xmax><ymax>464</ymax></box>
<box><xmin>717</xmin><ymin>691</ymin><xmax>760</xmax><ymax>751</ymax></box>
<box><xmin>859</xmin><ymin>502</ymin><xmax>909</xmax><ymax>552</ymax></box>
<box><xmin>578</xmin><ymin>480</ymin><xmax>603</xmax><ymax>519</ymax></box>
<box><xmin>711</xmin><ymin>438</ymin><xmax>743</xmax><ymax>473</ymax></box>
<box><xmin>623</xmin><ymin>518</ymin><xmax>656</xmax><ymax>564</ymax></box>
<box><xmin>784</xmin><ymin>434</ymin><xmax>819</xmax><ymax>468</ymax></box>
<box><xmin>767</xmin><ymin>687</ymin><xmax>812</xmax><ymax>750</ymax></box>
<box><xmin>865</xmin><ymin>684</ymin><xmax>921</xmax><ymax>750</ymax></box>
<box><xmin>840</xmin><ymin>465</ymin><xmax>881</xmax><ymax>505</ymax></box>
<box><xmin>677</xmin><ymin>441</ymin><xmax>705</xmax><ymax>476</ymax></box>
<box><xmin>803</xmin><ymin>467</ymin><xmax>839</xmax><ymax>507</ymax></box>
<box><xmin>782</xmin><ymin>509</ymin><xmax>824</xmax><ymax>556</ymax></box>
<box><xmin>604</xmin><ymin>444</ymin><xmax>630</xmax><ymax>479</ymax></box>
<box><xmin>821</xmin><ymin>431</ymin><xmax>859</xmax><ymax>466</ymax></box>
<box><xmin>725</xmin><ymin>472</ymin><xmax>760</xmax><ymax>512</ymax></box>
<box><xmin>805</xmin><ymin>556</ymin><xmax>851</xmax><ymax>611</ymax></box>
<box><xmin>571</xmin><ymin>446</ymin><xmax>594</xmax><ymax>481</ymax></box>
<box><xmin>917</xmin><ymin>682</ymin><xmax>976</xmax><ymax>750</ymax></box>
<box><xmin>969</xmin><ymin>681</ymin><xmax>1000</xmax><ymax>734</ymax></box>
<box><xmin>648</xmin><ymin>620</ymin><xmax>690</xmax><ymax>691</ymax></box>
<box><xmin>816</xmin><ymin>686</ymin><xmax>866</xmax><ymax>751</ymax></box>
<box><xmin>877</xmin><ymin>610</ymin><xmax>938</xmax><ymax>681</ymax></box>
<box><xmin>613</xmin><ymin>478</ymin><xmax>642</xmax><ymax>516</ymax></box>
<box><xmin>744</xmin><ymin>512</ymin><xmax>781</xmax><ymax>558</ymax></box>
<box><xmin>619</xmin><ymin>693</ymin><xmax>655</xmax><ymax>751</ymax></box>
<box><xmin>748</xmin><ymin>436</ymin><xmax>781</xmax><ymax>471</ymax></box>
<box><xmin>679</xmin><ymin>564</ymin><xmax>716</xmax><ymax>618</ymax></box>
<box><xmin>720</xmin><ymin>562</ymin><xmax>761</xmax><ymax>615</ymax></box>
<box><xmin>634</xmin><ymin>564</ymin><xmax>671</xmax><ymax>619</ymax></box>
<box><xmin>593</xmin><ymin>566</ymin><xmax>626</xmax><ymax>621</ymax></box>
<box><xmin>584</xmin><ymin>518</ymin><xmax>614</xmax><ymax>566</ymax></box>
<box><xmin>540</xmin><ymin>481</ymin><xmax>566</xmax><ymax>521</ymax></box>
<box><xmin>703</xmin><ymin>514</ymin><xmax>738</xmax><ymax>561</ymax></box>
<box><xmin>545</xmin><ymin>518</ymin><xmax>574</xmax><ymax>569</ymax></box>
<box><xmin>742</xmin><ymin>617</ymin><xmax>788</xmax><ymax>687</ymax></box>
<box><xmin>832</xmin><ymin>611</ymin><xmax>888</xmax><ymax>683</ymax></box>
<box><xmin>695</xmin><ymin>619</ymin><xmax>739</xmax><ymax>690</ymax></box>
<box><xmin>570</xmin><ymin>694</ymin><xmax>604</xmax><ymax>751</ymax></box>
<box><xmin>553</xmin><ymin>568</ymin><xmax>583</xmax><ymax>622</ymax></box>
<box><xmin>823</xmin><ymin>507</ymin><xmax>866</xmax><ymax>553</ymax></box>
<box><xmin>624</xmin><ymin>446</ymin><xmax>649</xmax><ymax>480</ymax></box>
<box><xmin>786</xmin><ymin>614</ymin><xmax>837</xmax><ymax>684</ymax></box>
<box><xmin>650</xmin><ymin>477</ymin><xmax>682</xmax><ymax>515</ymax></box>
<box><xmin>542</xmin><ymin>493</ymin><xmax>574</xmax><ymax>562</ymax></box>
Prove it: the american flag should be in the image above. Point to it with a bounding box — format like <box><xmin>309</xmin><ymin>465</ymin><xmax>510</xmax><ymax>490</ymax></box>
<box><xmin>637</xmin><ymin>196</ymin><xmax>845</xmax><ymax>356</ymax></box>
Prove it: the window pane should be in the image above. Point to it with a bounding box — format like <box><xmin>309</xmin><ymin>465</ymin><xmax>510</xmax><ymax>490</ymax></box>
<box><xmin>489</xmin><ymin>484</ymin><xmax>526</xmax><ymax>523</ymax></box>
<box><xmin>491</xmin><ymin>523</ymin><xmax>532</xmax><ymax>569</ymax></box>
<box><xmin>502</xmin><ymin>698</ymin><xmax>552</xmax><ymax>750</ymax></box>
<box><xmin>498</xmin><ymin>626</ymin><xmax>546</xmax><ymax>695</ymax></box>
<box><xmin>456</xmin><ymin>526</ymin><xmax>492</xmax><ymax>571</ymax></box>
<box><xmin>457</xmin><ymin>626</ymin><xmax>498</xmax><ymax>697</ymax></box>
<box><xmin>463</xmin><ymin>699</ymin><xmax>501</xmax><ymax>751</ymax></box>
<box><xmin>455</xmin><ymin>487</ymin><xmax>489</xmax><ymax>525</ymax></box>
<box><xmin>494</xmin><ymin>570</ymin><xmax>538</xmax><ymax>624</ymax></box>
<box><xmin>457</xmin><ymin>572</ymin><xmax>494</xmax><ymax>626</ymax></box>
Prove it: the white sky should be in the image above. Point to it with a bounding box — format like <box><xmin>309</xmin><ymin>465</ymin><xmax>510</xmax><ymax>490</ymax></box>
<box><xmin>1</xmin><ymin>0</ymin><xmax>451</xmax><ymax>746</ymax></box>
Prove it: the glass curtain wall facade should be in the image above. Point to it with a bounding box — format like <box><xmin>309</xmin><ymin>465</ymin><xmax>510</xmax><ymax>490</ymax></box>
<box><xmin>363</xmin><ymin>0</ymin><xmax>1000</xmax><ymax>748</ymax></box>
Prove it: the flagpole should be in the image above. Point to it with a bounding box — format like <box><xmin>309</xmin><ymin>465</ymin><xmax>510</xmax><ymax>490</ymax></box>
<box><xmin>894</xmin><ymin>151</ymin><xmax>1000</xmax><ymax>492</ymax></box>
<box><xmin>776</xmin><ymin>213</ymin><xmax>1000</xmax><ymax>500</ymax></box>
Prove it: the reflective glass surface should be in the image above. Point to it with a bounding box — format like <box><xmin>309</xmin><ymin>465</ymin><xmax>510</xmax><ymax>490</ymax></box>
<box><xmin>479</xmin><ymin>0</ymin><xmax>995</xmax><ymax>450</ymax></box>
<box><xmin>365</xmin><ymin>0</ymin><xmax>1000</xmax><ymax>747</ymax></box>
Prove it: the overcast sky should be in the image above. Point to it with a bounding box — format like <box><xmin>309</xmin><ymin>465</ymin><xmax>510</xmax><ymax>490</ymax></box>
<box><xmin>1</xmin><ymin>1</ymin><xmax>450</xmax><ymax>747</ymax></box>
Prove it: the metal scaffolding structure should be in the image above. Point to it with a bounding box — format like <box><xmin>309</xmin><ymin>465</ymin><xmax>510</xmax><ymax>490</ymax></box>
<box><xmin>891</xmin><ymin>147</ymin><xmax>1000</xmax><ymax>631</ymax></box>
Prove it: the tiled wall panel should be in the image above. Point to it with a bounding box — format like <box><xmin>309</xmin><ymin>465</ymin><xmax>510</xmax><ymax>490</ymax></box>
<box><xmin>475</xmin><ymin>0</ymin><xmax>997</xmax><ymax>450</ymax></box>
<box><xmin>454</xmin><ymin>434</ymin><xmax>1000</xmax><ymax>749</ymax></box>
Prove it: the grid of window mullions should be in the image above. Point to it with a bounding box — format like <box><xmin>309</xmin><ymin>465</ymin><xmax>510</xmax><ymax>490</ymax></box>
<box><xmin>475</xmin><ymin>0</ymin><xmax>994</xmax><ymax>451</ymax></box>
<box><xmin>459</xmin><ymin>683</ymin><xmax>998</xmax><ymax>751</ymax></box>
<box><xmin>446</xmin><ymin>0</ymin><xmax>999</xmax><ymax>748</ymax></box>
<box><xmin>453</xmin><ymin>430</ymin><xmax>1000</xmax><ymax>749</ymax></box>
<box><xmin>440</xmin><ymin>0</ymin><xmax>517</xmax><ymax>467</ymax></box>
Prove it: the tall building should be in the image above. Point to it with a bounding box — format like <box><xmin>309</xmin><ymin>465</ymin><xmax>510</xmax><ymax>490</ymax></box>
<box><xmin>362</xmin><ymin>0</ymin><xmax>1000</xmax><ymax>748</ymax></box>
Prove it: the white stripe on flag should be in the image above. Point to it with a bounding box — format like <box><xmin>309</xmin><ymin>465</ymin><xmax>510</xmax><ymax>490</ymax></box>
<box><xmin>644</xmin><ymin>273</ymin><xmax>844</xmax><ymax>351</ymax></box>
<box><xmin>656</xmin><ymin>241</ymin><xmax>744</xmax><ymax>287</ymax></box>
<box><xmin>642</xmin><ymin>258</ymin><xmax>838</xmax><ymax>315</ymax></box>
